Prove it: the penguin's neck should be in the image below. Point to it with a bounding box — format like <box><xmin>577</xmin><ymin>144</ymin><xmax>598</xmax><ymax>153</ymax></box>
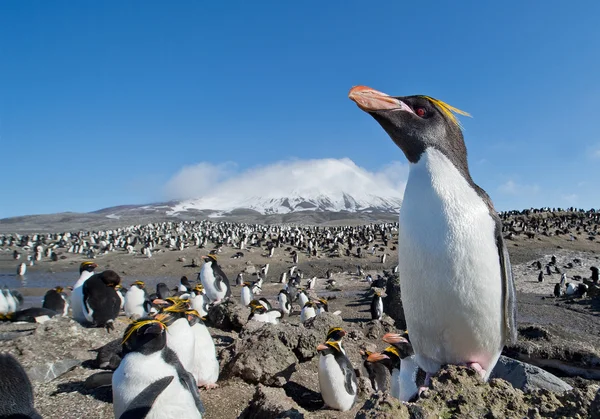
<box><xmin>403</xmin><ymin>148</ymin><xmax>486</xmax><ymax>221</ymax></box>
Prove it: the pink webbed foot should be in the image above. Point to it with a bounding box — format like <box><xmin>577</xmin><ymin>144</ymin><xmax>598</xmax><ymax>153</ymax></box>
<box><xmin>468</xmin><ymin>362</ymin><xmax>487</xmax><ymax>380</ymax></box>
<box><xmin>199</xmin><ymin>382</ymin><xmax>219</xmax><ymax>389</ymax></box>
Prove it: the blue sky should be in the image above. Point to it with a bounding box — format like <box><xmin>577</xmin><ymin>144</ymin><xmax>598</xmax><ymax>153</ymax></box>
<box><xmin>1</xmin><ymin>1</ymin><xmax>599</xmax><ymax>218</ymax></box>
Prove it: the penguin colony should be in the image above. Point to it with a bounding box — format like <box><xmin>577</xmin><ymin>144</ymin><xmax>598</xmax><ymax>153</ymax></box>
<box><xmin>1</xmin><ymin>223</ymin><xmax>599</xmax><ymax>415</ymax></box>
<box><xmin>1</xmin><ymin>83</ymin><xmax>600</xmax><ymax>415</ymax></box>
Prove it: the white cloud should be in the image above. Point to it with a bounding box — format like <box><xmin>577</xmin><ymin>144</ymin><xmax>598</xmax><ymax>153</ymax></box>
<box><xmin>164</xmin><ymin>162</ymin><xmax>237</xmax><ymax>200</ymax></box>
<box><xmin>164</xmin><ymin>158</ymin><xmax>409</xmax><ymax>204</ymax></box>
<box><xmin>498</xmin><ymin>180</ymin><xmax>540</xmax><ymax>196</ymax></box>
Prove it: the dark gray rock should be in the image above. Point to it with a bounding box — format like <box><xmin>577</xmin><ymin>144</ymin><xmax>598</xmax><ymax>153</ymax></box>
<box><xmin>27</xmin><ymin>359</ymin><xmax>81</xmax><ymax>383</ymax></box>
<box><xmin>239</xmin><ymin>384</ymin><xmax>306</xmax><ymax>419</ymax></box>
<box><xmin>356</xmin><ymin>392</ymin><xmax>410</xmax><ymax>419</ymax></box>
<box><xmin>491</xmin><ymin>355</ymin><xmax>573</xmax><ymax>393</ymax></box>
<box><xmin>0</xmin><ymin>330</ymin><xmax>35</xmax><ymax>341</ymax></box>
<box><xmin>208</xmin><ymin>300</ymin><xmax>251</xmax><ymax>332</ymax></box>
<box><xmin>227</xmin><ymin>313</ymin><xmax>343</xmax><ymax>386</ymax></box>
<box><xmin>383</xmin><ymin>273</ymin><xmax>406</xmax><ymax>330</ymax></box>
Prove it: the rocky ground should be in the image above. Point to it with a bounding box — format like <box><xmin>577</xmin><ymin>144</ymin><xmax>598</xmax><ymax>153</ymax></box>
<box><xmin>1</xmin><ymin>214</ymin><xmax>600</xmax><ymax>418</ymax></box>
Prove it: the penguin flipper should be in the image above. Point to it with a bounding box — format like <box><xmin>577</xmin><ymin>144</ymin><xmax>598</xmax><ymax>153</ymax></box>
<box><xmin>475</xmin><ymin>185</ymin><xmax>518</xmax><ymax>346</ymax></box>
<box><xmin>497</xmin><ymin>228</ymin><xmax>518</xmax><ymax>345</ymax></box>
<box><xmin>119</xmin><ymin>375</ymin><xmax>174</xmax><ymax>419</ymax></box>
<box><xmin>163</xmin><ymin>348</ymin><xmax>206</xmax><ymax>415</ymax></box>
<box><xmin>340</xmin><ymin>356</ymin><xmax>357</xmax><ymax>396</ymax></box>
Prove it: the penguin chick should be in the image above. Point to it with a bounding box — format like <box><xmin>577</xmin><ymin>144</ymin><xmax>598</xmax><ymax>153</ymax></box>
<box><xmin>317</xmin><ymin>328</ymin><xmax>357</xmax><ymax>412</ymax></box>
<box><xmin>112</xmin><ymin>318</ymin><xmax>204</xmax><ymax>419</ymax></box>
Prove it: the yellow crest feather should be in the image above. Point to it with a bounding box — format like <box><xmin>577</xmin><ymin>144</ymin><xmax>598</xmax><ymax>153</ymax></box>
<box><xmin>122</xmin><ymin>319</ymin><xmax>166</xmax><ymax>345</ymax></box>
<box><xmin>419</xmin><ymin>96</ymin><xmax>471</xmax><ymax>126</ymax></box>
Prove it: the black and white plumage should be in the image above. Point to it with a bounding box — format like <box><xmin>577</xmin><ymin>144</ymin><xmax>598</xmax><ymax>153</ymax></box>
<box><xmin>278</xmin><ymin>289</ymin><xmax>292</xmax><ymax>315</ymax></box>
<box><xmin>350</xmin><ymin>86</ymin><xmax>517</xmax><ymax>382</ymax></box>
<box><xmin>42</xmin><ymin>286</ymin><xmax>70</xmax><ymax>316</ymax></box>
<box><xmin>112</xmin><ymin>319</ymin><xmax>204</xmax><ymax>419</ymax></box>
<box><xmin>199</xmin><ymin>255</ymin><xmax>231</xmax><ymax>303</ymax></box>
<box><xmin>370</xmin><ymin>291</ymin><xmax>384</xmax><ymax>321</ymax></box>
<box><xmin>0</xmin><ymin>353</ymin><xmax>42</xmax><ymax>418</ymax></box>
<box><xmin>82</xmin><ymin>270</ymin><xmax>122</xmax><ymax>331</ymax></box>
<box><xmin>317</xmin><ymin>328</ymin><xmax>357</xmax><ymax>412</ymax></box>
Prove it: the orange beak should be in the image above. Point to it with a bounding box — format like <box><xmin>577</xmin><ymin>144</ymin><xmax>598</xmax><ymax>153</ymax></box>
<box><xmin>349</xmin><ymin>85</ymin><xmax>406</xmax><ymax>112</ymax></box>
<box><xmin>367</xmin><ymin>352</ymin><xmax>390</xmax><ymax>362</ymax></box>
<box><xmin>382</xmin><ymin>333</ymin><xmax>409</xmax><ymax>345</ymax></box>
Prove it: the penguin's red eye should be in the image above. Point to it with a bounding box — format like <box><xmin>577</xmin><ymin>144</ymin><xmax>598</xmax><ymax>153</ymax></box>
<box><xmin>415</xmin><ymin>107</ymin><xmax>427</xmax><ymax>117</ymax></box>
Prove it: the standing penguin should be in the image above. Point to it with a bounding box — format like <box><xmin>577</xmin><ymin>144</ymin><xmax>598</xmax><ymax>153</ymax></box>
<box><xmin>381</xmin><ymin>332</ymin><xmax>423</xmax><ymax>402</ymax></box>
<box><xmin>190</xmin><ymin>285</ymin><xmax>209</xmax><ymax>318</ymax></box>
<box><xmin>371</xmin><ymin>291</ymin><xmax>384</xmax><ymax>320</ymax></box>
<box><xmin>240</xmin><ymin>282</ymin><xmax>254</xmax><ymax>307</ymax></box>
<box><xmin>82</xmin><ymin>270</ymin><xmax>122</xmax><ymax>331</ymax></box>
<box><xmin>278</xmin><ymin>289</ymin><xmax>293</xmax><ymax>316</ymax></box>
<box><xmin>42</xmin><ymin>286</ymin><xmax>70</xmax><ymax>316</ymax></box>
<box><xmin>297</xmin><ymin>289</ymin><xmax>309</xmax><ymax>308</ymax></box>
<box><xmin>112</xmin><ymin>318</ymin><xmax>204</xmax><ymax>419</ymax></box>
<box><xmin>199</xmin><ymin>255</ymin><xmax>231</xmax><ymax>303</ymax></box>
<box><xmin>300</xmin><ymin>301</ymin><xmax>317</xmax><ymax>323</ymax></box>
<box><xmin>0</xmin><ymin>353</ymin><xmax>42</xmax><ymax>418</ymax></box>
<box><xmin>156</xmin><ymin>305</ymin><xmax>196</xmax><ymax>375</ymax></box>
<box><xmin>124</xmin><ymin>281</ymin><xmax>150</xmax><ymax>320</ymax></box>
<box><xmin>360</xmin><ymin>349</ymin><xmax>388</xmax><ymax>393</ymax></box>
<box><xmin>317</xmin><ymin>327</ymin><xmax>357</xmax><ymax>412</ymax></box>
<box><xmin>17</xmin><ymin>262</ymin><xmax>27</xmax><ymax>276</ymax></box>
<box><xmin>186</xmin><ymin>309</ymin><xmax>219</xmax><ymax>389</ymax></box>
<box><xmin>350</xmin><ymin>86</ymin><xmax>517</xmax><ymax>381</ymax></box>
<box><xmin>71</xmin><ymin>261</ymin><xmax>98</xmax><ymax>323</ymax></box>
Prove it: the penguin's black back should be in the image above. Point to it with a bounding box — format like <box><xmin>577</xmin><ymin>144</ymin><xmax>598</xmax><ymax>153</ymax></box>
<box><xmin>0</xmin><ymin>353</ymin><xmax>42</xmax><ymax>419</ymax></box>
<box><xmin>7</xmin><ymin>308</ymin><xmax>59</xmax><ymax>323</ymax></box>
<box><xmin>42</xmin><ymin>290</ymin><xmax>65</xmax><ymax>312</ymax></box>
<box><xmin>83</xmin><ymin>273</ymin><xmax>121</xmax><ymax>327</ymax></box>
<box><xmin>156</xmin><ymin>283</ymin><xmax>172</xmax><ymax>300</ymax></box>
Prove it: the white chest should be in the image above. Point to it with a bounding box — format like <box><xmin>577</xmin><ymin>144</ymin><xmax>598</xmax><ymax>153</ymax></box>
<box><xmin>398</xmin><ymin>149</ymin><xmax>503</xmax><ymax>373</ymax></box>
<box><xmin>112</xmin><ymin>351</ymin><xmax>202</xmax><ymax>419</ymax></box>
<box><xmin>318</xmin><ymin>354</ymin><xmax>355</xmax><ymax>412</ymax></box>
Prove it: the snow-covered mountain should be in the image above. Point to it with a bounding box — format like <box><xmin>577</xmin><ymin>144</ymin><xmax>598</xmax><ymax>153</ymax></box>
<box><xmin>167</xmin><ymin>191</ymin><xmax>402</xmax><ymax>216</ymax></box>
<box><xmin>164</xmin><ymin>158</ymin><xmax>406</xmax><ymax>216</ymax></box>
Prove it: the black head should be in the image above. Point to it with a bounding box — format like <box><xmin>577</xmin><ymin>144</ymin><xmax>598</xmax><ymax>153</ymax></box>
<box><xmin>99</xmin><ymin>270</ymin><xmax>121</xmax><ymax>287</ymax></box>
<box><xmin>326</xmin><ymin>327</ymin><xmax>346</xmax><ymax>342</ymax></box>
<box><xmin>349</xmin><ymin>86</ymin><xmax>471</xmax><ymax>178</ymax></box>
<box><xmin>79</xmin><ymin>261</ymin><xmax>98</xmax><ymax>274</ymax></box>
<box><xmin>181</xmin><ymin>276</ymin><xmax>190</xmax><ymax>285</ymax></box>
<box><xmin>122</xmin><ymin>318</ymin><xmax>167</xmax><ymax>356</ymax></box>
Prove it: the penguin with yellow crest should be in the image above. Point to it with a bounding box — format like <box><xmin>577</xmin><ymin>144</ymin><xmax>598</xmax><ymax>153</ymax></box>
<box><xmin>112</xmin><ymin>317</ymin><xmax>205</xmax><ymax>419</ymax></box>
<box><xmin>317</xmin><ymin>327</ymin><xmax>357</xmax><ymax>412</ymax></box>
